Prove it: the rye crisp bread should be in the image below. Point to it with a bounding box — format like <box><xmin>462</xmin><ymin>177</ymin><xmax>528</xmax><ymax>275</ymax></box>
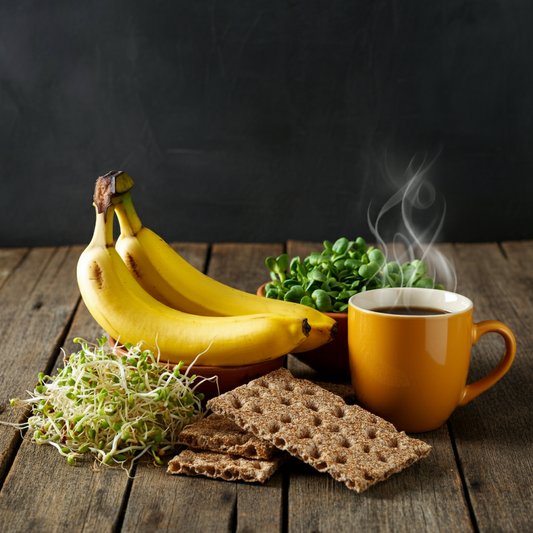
<box><xmin>177</xmin><ymin>414</ymin><xmax>278</xmax><ymax>460</ymax></box>
<box><xmin>312</xmin><ymin>381</ymin><xmax>356</xmax><ymax>404</ymax></box>
<box><xmin>167</xmin><ymin>448</ymin><xmax>286</xmax><ymax>483</ymax></box>
<box><xmin>206</xmin><ymin>368</ymin><xmax>432</xmax><ymax>493</ymax></box>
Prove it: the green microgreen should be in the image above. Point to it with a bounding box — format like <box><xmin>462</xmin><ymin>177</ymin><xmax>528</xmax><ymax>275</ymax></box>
<box><xmin>265</xmin><ymin>238</ymin><xmax>444</xmax><ymax>313</ymax></box>
<box><xmin>6</xmin><ymin>337</ymin><xmax>210</xmax><ymax>469</ymax></box>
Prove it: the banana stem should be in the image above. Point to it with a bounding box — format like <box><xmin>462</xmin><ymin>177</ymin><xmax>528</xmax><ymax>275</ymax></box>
<box><xmin>90</xmin><ymin>205</ymin><xmax>115</xmax><ymax>248</ymax></box>
<box><xmin>115</xmin><ymin>192</ymin><xmax>143</xmax><ymax>236</ymax></box>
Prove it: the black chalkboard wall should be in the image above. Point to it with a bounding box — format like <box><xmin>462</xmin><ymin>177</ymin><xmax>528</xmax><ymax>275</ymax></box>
<box><xmin>1</xmin><ymin>1</ymin><xmax>532</xmax><ymax>247</ymax></box>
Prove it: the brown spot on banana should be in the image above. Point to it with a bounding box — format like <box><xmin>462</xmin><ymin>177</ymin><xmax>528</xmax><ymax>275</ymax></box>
<box><xmin>88</xmin><ymin>261</ymin><xmax>104</xmax><ymax>289</ymax></box>
<box><xmin>125</xmin><ymin>252</ymin><xmax>142</xmax><ymax>279</ymax></box>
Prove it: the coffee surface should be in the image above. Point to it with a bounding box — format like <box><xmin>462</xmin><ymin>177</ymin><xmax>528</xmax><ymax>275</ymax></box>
<box><xmin>372</xmin><ymin>306</ymin><xmax>449</xmax><ymax>316</ymax></box>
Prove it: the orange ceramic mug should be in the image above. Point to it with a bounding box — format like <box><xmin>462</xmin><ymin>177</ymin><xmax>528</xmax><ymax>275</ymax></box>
<box><xmin>348</xmin><ymin>288</ymin><xmax>516</xmax><ymax>432</ymax></box>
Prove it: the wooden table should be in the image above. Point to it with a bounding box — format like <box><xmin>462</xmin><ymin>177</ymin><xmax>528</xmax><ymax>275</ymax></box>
<box><xmin>0</xmin><ymin>240</ymin><xmax>531</xmax><ymax>533</ymax></box>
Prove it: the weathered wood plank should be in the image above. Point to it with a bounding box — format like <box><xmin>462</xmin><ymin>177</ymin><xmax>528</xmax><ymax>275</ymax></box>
<box><xmin>207</xmin><ymin>243</ymin><xmax>283</xmax><ymax>293</ymax></box>
<box><xmin>0</xmin><ymin>299</ymin><xmax>131</xmax><ymax>533</ymax></box>
<box><xmin>169</xmin><ymin>242</ymin><xmax>209</xmax><ymax>274</ymax></box>
<box><xmin>235</xmin><ymin>471</ymin><xmax>284</xmax><ymax>533</ymax></box>
<box><xmin>0</xmin><ymin>248</ymin><xmax>28</xmax><ymax>290</ymax></box>
<box><xmin>0</xmin><ymin>247</ymin><xmax>82</xmax><ymax>487</ymax></box>
<box><xmin>123</xmin><ymin>243</ymin><xmax>287</xmax><ymax>533</ymax></box>
<box><xmin>285</xmin><ymin>241</ymin><xmax>474</xmax><ymax>532</ymax></box>
<box><xmin>447</xmin><ymin>242</ymin><xmax>533</xmax><ymax>532</ymax></box>
<box><xmin>124</xmin><ymin>465</ymin><xmax>237</xmax><ymax>533</ymax></box>
<box><xmin>288</xmin><ymin>425</ymin><xmax>471</xmax><ymax>533</ymax></box>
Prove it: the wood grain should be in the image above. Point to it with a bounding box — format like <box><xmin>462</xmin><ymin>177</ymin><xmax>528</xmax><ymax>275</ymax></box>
<box><xmin>446</xmin><ymin>242</ymin><xmax>533</xmax><ymax>532</ymax></box>
<box><xmin>288</xmin><ymin>425</ymin><xmax>472</xmax><ymax>533</ymax></box>
<box><xmin>0</xmin><ymin>247</ymin><xmax>82</xmax><ymax>486</ymax></box>
<box><xmin>207</xmin><ymin>243</ymin><xmax>284</xmax><ymax>293</ymax></box>
<box><xmin>0</xmin><ymin>248</ymin><xmax>28</xmax><ymax>290</ymax></box>
<box><xmin>169</xmin><ymin>242</ymin><xmax>210</xmax><ymax>274</ymax></box>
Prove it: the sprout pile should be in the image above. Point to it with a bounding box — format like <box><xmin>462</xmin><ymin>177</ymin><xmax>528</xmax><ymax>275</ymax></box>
<box><xmin>265</xmin><ymin>237</ymin><xmax>444</xmax><ymax>313</ymax></box>
<box><xmin>9</xmin><ymin>337</ymin><xmax>209</xmax><ymax>467</ymax></box>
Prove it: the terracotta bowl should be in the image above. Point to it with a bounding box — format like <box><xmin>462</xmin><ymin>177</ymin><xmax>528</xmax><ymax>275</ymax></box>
<box><xmin>257</xmin><ymin>283</ymin><xmax>350</xmax><ymax>379</ymax></box>
<box><xmin>108</xmin><ymin>337</ymin><xmax>285</xmax><ymax>400</ymax></box>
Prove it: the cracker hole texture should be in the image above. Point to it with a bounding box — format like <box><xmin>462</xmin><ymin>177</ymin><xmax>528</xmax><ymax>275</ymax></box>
<box><xmin>338</xmin><ymin>436</ymin><xmax>351</xmax><ymax>448</ymax></box>
<box><xmin>280</xmin><ymin>413</ymin><xmax>292</xmax><ymax>423</ymax></box>
<box><xmin>296</xmin><ymin>427</ymin><xmax>314</xmax><ymax>439</ymax></box>
<box><xmin>274</xmin><ymin>437</ymin><xmax>286</xmax><ymax>447</ymax></box>
<box><xmin>366</xmin><ymin>427</ymin><xmax>377</xmax><ymax>439</ymax></box>
<box><xmin>251</xmin><ymin>403</ymin><xmax>263</xmax><ymax>415</ymax></box>
<box><xmin>229</xmin><ymin>395</ymin><xmax>242</xmax><ymax>409</ymax></box>
<box><xmin>331</xmin><ymin>405</ymin><xmax>346</xmax><ymax>418</ymax></box>
<box><xmin>312</xmin><ymin>415</ymin><xmax>323</xmax><ymax>427</ymax></box>
<box><xmin>332</xmin><ymin>452</ymin><xmax>347</xmax><ymax>465</ymax></box>
<box><xmin>305</xmin><ymin>400</ymin><xmax>319</xmax><ymax>412</ymax></box>
<box><xmin>244</xmin><ymin>445</ymin><xmax>257</xmax><ymax>457</ymax></box>
<box><xmin>280</xmin><ymin>397</ymin><xmax>292</xmax><ymax>406</ymax></box>
<box><xmin>307</xmin><ymin>442</ymin><xmax>321</xmax><ymax>460</ymax></box>
<box><xmin>267</xmin><ymin>421</ymin><xmax>280</xmax><ymax>434</ymax></box>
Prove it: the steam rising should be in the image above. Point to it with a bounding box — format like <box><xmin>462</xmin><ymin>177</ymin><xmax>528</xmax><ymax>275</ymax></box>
<box><xmin>367</xmin><ymin>153</ymin><xmax>457</xmax><ymax>292</ymax></box>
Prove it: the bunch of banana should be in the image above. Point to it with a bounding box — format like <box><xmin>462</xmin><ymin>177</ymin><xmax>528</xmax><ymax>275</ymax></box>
<box><xmin>110</xmin><ymin>172</ymin><xmax>337</xmax><ymax>353</ymax></box>
<box><xmin>77</xmin><ymin>171</ymin><xmax>312</xmax><ymax>366</ymax></box>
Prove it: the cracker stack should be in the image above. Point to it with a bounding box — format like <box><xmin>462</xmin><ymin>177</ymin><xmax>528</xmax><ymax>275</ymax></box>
<box><xmin>206</xmin><ymin>368</ymin><xmax>432</xmax><ymax>493</ymax></box>
<box><xmin>168</xmin><ymin>414</ymin><xmax>286</xmax><ymax>483</ymax></box>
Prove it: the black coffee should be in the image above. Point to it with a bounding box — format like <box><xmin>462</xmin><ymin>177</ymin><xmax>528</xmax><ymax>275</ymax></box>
<box><xmin>372</xmin><ymin>306</ymin><xmax>449</xmax><ymax>316</ymax></box>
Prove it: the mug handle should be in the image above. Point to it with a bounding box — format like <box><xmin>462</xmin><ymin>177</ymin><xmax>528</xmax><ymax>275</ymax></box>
<box><xmin>458</xmin><ymin>320</ymin><xmax>516</xmax><ymax>406</ymax></box>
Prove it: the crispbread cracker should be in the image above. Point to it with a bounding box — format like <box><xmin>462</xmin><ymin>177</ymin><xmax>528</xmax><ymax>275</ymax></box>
<box><xmin>206</xmin><ymin>368</ymin><xmax>431</xmax><ymax>493</ymax></box>
<box><xmin>177</xmin><ymin>414</ymin><xmax>278</xmax><ymax>459</ymax></box>
<box><xmin>167</xmin><ymin>448</ymin><xmax>285</xmax><ymax>483</ymax></box>
<box><xmin>312</xmin><ymin>381</ymin><xmax>356</xmax><ymax>403</ymax></box>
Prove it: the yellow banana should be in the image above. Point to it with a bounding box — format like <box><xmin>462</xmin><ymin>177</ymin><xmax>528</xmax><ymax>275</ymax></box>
<box><xmin>113</xmin><ymin>187</ymin><xmax>337</xmax><ymax>353</ymax></box>
<box><xmin>77</xmin><ymin>173</ymin><xmax>310</xmax><ymax>366</ymax></box>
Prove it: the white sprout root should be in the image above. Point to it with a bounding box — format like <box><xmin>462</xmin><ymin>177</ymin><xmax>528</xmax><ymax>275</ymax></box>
<box><xmin>8</xmin><ymin>336</ymin><xmax>215</xmax><ymax>468</ymax></box>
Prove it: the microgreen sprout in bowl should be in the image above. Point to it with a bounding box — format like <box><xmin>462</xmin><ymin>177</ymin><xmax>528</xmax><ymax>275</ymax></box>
<box><xmin>265</xmin><ymin>237</ymin><xmax>444</xmax><ymax>313</ymax></box>
<box><xmin>8</xmin><ymin>337</ymin><xmax>211</xmax><ymax>469</ymax></box>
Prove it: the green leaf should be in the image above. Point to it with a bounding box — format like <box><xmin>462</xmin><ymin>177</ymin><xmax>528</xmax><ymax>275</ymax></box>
<box><xmin>300</xmin><ymin>296</ymin><xmax>316</xmax><ymax>309</ymax></box>
<box><xmin>368</xmin><ymin>248</ymin><xmax>386</xmax><ymax>267</ymax></box>
<box><xmin>382</xmin><ymin>261</ymin><xmax>401</xmax><ymax>276</ymax></box>
<box><xmin>308</xmin><ymin>267</ymin><xmax>327</xmax><ymax>282</ymax></box>
<box><xmin>355</xmin><ymin>237</ymin><xmax>366</xmax><ymax>254</ymax></box>
<box><xmin>332</xmin><ymin>238</ymin><xmax>349</xmax><ymax>255</ymax></box>
<box><xmin>337</xmin><ymin>290</ymin><xmax>357</xmax><ymax>300</ymax></box>
<box><xmin>265</xmin><ymin>257</ymin><xmax>277</xmax><ymax>273</ymax></box>
<box><xmin>323</xmin><ymin>240</ymin><xmax>333</xmax><ymax>250</ymax></box>
<box><xmin>284</xmin><ymin>285</ymin><xmax>306</xmax><ymax>303</ymax></box>
<box><xmin>311</xmin><ymin>289</ymin><xmax>332</xmax><ymax>312</ymax></box>
<box><xmin>415</xmin><ymin>277</ymin><xmax>435</xmax><ymax>289</ymax></box>
<box><xmin>276</xmin><ymin>254</ymin><xmax>289</xmax><ymax>274</ymax></box>
<box><xmin>308</xmin><ymin>253</ymin><xmax>322</xmax><ymax>266</ymax></box>
<box><xmin>265</xmin><ymin>288</ymin><xmax>279</xmax><ymax>299</ymax></box>
<box><xmin>334</xmin><ymin>259</ymin><xmax>345</xmax><ymax>270</ymax></box>
<box><xmin>358</xmin><ymin>261</ymin><xmax>380</xmax><ymax>279</ymax></box>
<box><xmin>289</xmin><ymin>257</ymin><xmax>301</xmax><ymax>274</ymax></box>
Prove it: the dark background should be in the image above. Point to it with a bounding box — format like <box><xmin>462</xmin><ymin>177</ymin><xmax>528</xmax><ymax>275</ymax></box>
<box><xmin>1</xmin><ymin>0</ymin><xmax>532</xmax><ymax>248</ymax></box>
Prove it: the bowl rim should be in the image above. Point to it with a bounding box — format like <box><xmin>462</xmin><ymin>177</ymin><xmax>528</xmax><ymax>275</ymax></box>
<box><xmin>256</xmin><ymin>282</ymin><xmax>348</xmax><ymax>319</ymax></box>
